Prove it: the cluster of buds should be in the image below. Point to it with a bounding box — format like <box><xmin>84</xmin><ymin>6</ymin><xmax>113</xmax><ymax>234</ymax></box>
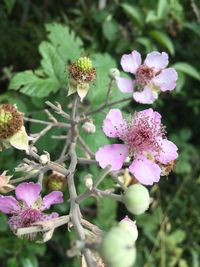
<box><xmin>100</xmin><ymin>216</ymin><xmax>138</xmax><ymax>267</ymax></box>
<box><xmin>68</xmin><ymin>57</ymin><xmax>96</xmax><ymax>101</ymax></box>
<box><xmin>0</xmin><ymin>103</ymin><xmax>28</xmax><ymax>151</ymax></box>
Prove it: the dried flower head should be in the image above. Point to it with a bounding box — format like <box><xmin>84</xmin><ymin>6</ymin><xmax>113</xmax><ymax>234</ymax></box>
<box><xmin>46</xmin><ymin>171</ymin><xmax>67</xmax><ymax>191</ymax></box>
<box><xmin>0</xmin><ymin>104</ymin><xmax>23</xmax><ymax>139</ymax></box>
<box><xmin>69</xmin><ymin>57</ymin><xmax>96</xmax><ymax>83</ymax></box>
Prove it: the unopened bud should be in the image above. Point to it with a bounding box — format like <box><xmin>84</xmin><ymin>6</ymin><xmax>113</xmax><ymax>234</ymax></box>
<box><xmin>100</xmin><ymin>227</ymin><xmax>136</xmax><ymax>267</ymax></box>
<box><xmin>123</xmin><ymin>184</ymin><xmax>150</xmax><ymax>215</ymax></box>
<box><xmin>39</xmin><ymin>154</ymin><xmax>49</xmax><ymax>165</ymax></box>
<box><xmin>109</xmin><ymin>68</ymin><xmax>120</xmax><ymax>79</ymax></box>
<box><xmin>83</xmin><ymin>174</ymin><xmax>93</xmax><ymax>190</ymax></box>
<box><xmin>119</xmin><ymin>216</ymin><xmax>138</xmax><ymax>242</ymax></box>
<box><xmin>82</xmin><ymin>121</ymin><xmax>96</xmax><ymax>134</ymax></box>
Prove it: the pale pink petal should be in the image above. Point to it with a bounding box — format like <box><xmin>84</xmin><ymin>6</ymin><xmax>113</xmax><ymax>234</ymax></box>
<box><xmin>0</xmin><ymin>196</ymin><xmax>20</xmax><ymax>214</ymax></box>
<box><xmin>103</xmin><ymin>109</ymin><xmax>127</xmax><ymax>138</ymax></box>
<box><xmin>137</xmin><ymin>108</ymin><xmax>161</xmax><ymax>125</ymax></box>
<box><xmin>41</xmin><ymin>191</ymin><xmax>64</xmax><ymax>211</ymax></box>
<box><xmin>144</xmin><ymin>52</ymin><xmax>169</xmax><ymax>71</ymax></box>
<box><xmin>95</xmin><ymin>144</ymin><xmax>128</xmax><ymax>171</ymax></box>
<box><xmin>153</xmin><ymin>68</ymin><xmax>178</xmax><ymax>91</ymax></box>
<box><xmin>133</xmin><ymin>87</ymin><xmax>156</xmax><ymax>104</ymax></box>
<box><xmin>129</xmin><ymin>156</ymin><xmax>161</xmax><ymax>185</ymax></box>
<box><xmin>115</xmin><ymin>76</ymin><xmax>134</xmax><ymax>93</ymax></box>
<box><xmin>16</xmin><ymin>182</ymin><xmax>41</xmax><ymax>207</ymax></box>
<box><xmin>157</xmin><ymin>139</ymin><xmax>178</xmax><ymax>164</ymax></box>
<box><xmin>121</xmin><ymin>50</ymin><xmax>142</xmax><ymax>74</ymax></box>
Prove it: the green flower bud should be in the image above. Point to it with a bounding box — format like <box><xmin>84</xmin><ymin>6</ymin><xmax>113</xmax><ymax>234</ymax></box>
<box><xmin>100</xmin><ymin>227</ymin><xmax>136</xmax><ymax>267</ymax></box>
<box><xmin>123</xmin><ymin>184</ymin><xmax>150</xmax><ymax>215</ymax></box>
<box><xmin>76</xmin><ymin>57</ymin><xmax>93</xmax><ymax>71</ymax></box>
<box><xmin>82</xmin><ymin>121</ymin><xmax>96</xmax><ymax>134</ymax></box>
<box><xmin>109</xmin><ymin>68</ymin><xmax>120</xmax><ymax>79</ymax></box>
<box><xmin>119</xmin><ymin>216</ymin><xmax>138</xmax><ymax>242</ymax></box>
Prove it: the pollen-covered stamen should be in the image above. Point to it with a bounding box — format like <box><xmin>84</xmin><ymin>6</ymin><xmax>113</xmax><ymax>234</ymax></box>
<box><xmin>120</xmin><ymin>112</ymin><xmax>165</xmax><ymax>156</ymax></box>
<box><xmin>20</xmin><ymin>208</ymin><xmax>43</xmax><ymax>227</ymax></box>
<box><xmin>135</xmin><ymin>64</ymin><xmax>154</xmax><ymax>88</ymax></box>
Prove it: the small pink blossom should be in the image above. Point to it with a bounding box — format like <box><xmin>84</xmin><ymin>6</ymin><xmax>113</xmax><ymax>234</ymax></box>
<box><xmin>0</xmin><ymin>182</ymin><xmax>63</xmax><ymax>231</ymax></box>
<box><xmin>95</xmin><ymin>108</ymin><xmax>178</xmax><ymax>185</ymax></box>
<box><xmin>116</xmin><ymin>51</ymin><xmax>178</xmax><ymax>104</ymax></box>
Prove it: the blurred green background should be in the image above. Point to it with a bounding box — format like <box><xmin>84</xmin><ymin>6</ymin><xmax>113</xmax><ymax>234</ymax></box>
<box><xmin>0</xmin><ymin>0</ymin><xmax>200</xmax><ymax>266</ymax></box>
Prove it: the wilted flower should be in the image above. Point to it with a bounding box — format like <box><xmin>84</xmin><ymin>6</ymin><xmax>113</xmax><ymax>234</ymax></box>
<box><xmin>46</xmin><ymin>171</ymin><xmax>67</xmax><ymax>191</ymax></box>
<box><xmin>68</xmin><ymin>57</ymin><xmax>96</xmax><ymax>101</ymax></box>
<box><xmin>0</xmin><ymin>171</ymin><xmax>14</xmax><ymax>194</ymax></box>
<box><xmin>116</xmin><ymin>51</ymin><xmax>178</xmax><ymax>104</ymax></box>
<box><xmin>0</xmin><ymin>103</ymin><xmax>29</xmax><ymax>151</ymax></box>
<box><xmin>0</xmin><ymin>182</ymin><xmax>63</xmax><ymax>235</ymax></box>
<box><xmin>95</xmin><ymin>108</ymin><xmax>178</xmax><ymax>185</ymax></box>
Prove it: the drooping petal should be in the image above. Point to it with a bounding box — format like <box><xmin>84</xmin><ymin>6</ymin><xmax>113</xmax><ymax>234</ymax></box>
<box><xmin>157</xmin><ymin>139</ymin><xmax>178</xmax><ymax>164</ymax></box>
<box><xmin>144</xmin><ymin>52</ymin><xmax>169</xmax><ymax>71</ymax></box>
<box><xmin>77</xmin><ymin>82</ymin><xmax>89</xmax><ymax>102</ymax></box>
<box><xmin>129</xmin><ymin>156</ymin><xmax>161</xmax><ymax>185</ymax></box>
<box><xmin>95</xmin><ymin>144</ymin><xmax>128</xmax><ymax>171</ymax></box>
<box><xmin>41</xmin><ymin>191</ymin><xmax>64</xmax><ymax>211</ymax></box>
<box><xmin>9</xmin><ymin>126</ymin><xmax>29</xmax><ymax>151</ymax></box>
<box><xmin>103</xmin><ymin>109</ymin><xmax>127</xmax><ymax>138</ymax></box>
<box><xmin>0</xmin><ymin>196</ymin><xmax>20</xmax><ymax>214</ymax></box>
<box><xmin>121</xmin><ymin>50</ymin><xmax>142</xmax><ymax>74</ymax></box>
<box><xmin>16</xmin><ymin>182</ymin><xmax>41</xmax><ymax>207</ymax></box>
<box><xmin>153</xmin><ymin>68</ymin><xmax>178</xmax><ymax>91</ymax></box>
<box><xmin>133</xmin><ymin>87</ymin><xmax>156</xmax><ymax>104</ymax></box>
<box><xmin>115</xmin><ymin>76</ymin><xmax>134</xmax><ymax>93</ymax></box>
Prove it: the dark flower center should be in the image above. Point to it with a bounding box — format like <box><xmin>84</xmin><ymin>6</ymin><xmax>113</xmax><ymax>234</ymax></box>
<box><xmin>135</xmin><ymin>64</ymin><xmax>154</xmax><ymax>87</ymax></box>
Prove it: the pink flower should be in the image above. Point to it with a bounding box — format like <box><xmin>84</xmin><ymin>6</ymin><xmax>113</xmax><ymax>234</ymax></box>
<box><xmin>0</xmin><ymin>182</ymin><xmax>63</xmax><ymax>231</ymax></box>
<box><xmin>95</xmin><ymin>109</ymin><xmax>178</xmax><ymax>185</ymax></box>
<box><xmin>116</xmin><ymin>51</ymin><xmax>178</xmax><ymax>104</ymax></box>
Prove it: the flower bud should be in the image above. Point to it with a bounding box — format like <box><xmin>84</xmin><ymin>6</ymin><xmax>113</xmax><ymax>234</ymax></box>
<box><xmin>109</xmin><ymin>68</ymin><xmax>120</xmax><ymax>79</ymax></box>
<box><xmin>46</xmin><ymin>171</ymin><xmax>67</xmax><ymax>191</ymax></box>
<box><xmin>119</xmin><ymin>216</ymin><xmax>138</xmax><ymax>242</ymax></box>
<box><xmin>100</xmin><ymin>227</ymin><xmax>136</xmax><ymax>267</ymax></box>
<box><xmin>82</xmin><ymin>121</ymin><xmax>96</xmax><ymax>134</ymax></box>
<box><xmin>83</xmin><ymin>174</ymin><xmax>93</xmax><ymax>190</ymax></box>
<box><xmin>39</xmin><ymin>154</ymin><xmax>49</xmax><ymax>165</ymax></box>
<box><xmin>123</xmin><ymin>184</ymin><xmax>150</xmax><ymax>215</ymax></box>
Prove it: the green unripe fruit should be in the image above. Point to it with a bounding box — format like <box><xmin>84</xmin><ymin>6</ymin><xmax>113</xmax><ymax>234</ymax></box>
<box><xmin>123</xmin><ymin>184</ymin><xmax>150</xmax><ymax>215</ymax></box>
<box><xmin>0</xmin><ymin>109</ymin><xmax>12</xmax><ymax>127</ymax></box>
<box><xmin>76</xmin><ymin>57</ymin><xmax>93</xmax><ymax>71</ymax></box>
<box><xmin>100</xmin><ymin>227</ymin><xmax>136</xmax><ymax>267</ymax></box>
<box><xmin>119</xmin><ymin>216</ymin><xmax>138</xmax><ymax>242</ymax></box>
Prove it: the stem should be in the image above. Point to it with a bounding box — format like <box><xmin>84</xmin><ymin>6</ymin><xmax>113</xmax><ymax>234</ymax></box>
<box><xmin>86</xmin><ymin>96</ymin><xmax>132</xmax><ymax>116</ymax></box>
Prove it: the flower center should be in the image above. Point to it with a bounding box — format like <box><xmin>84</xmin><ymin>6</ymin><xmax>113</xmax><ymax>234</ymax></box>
<box><xmin>135</xmin><ymin>64</ymin><xmax>154</xmax><ymax>88</ymax></box>
<box><xmin>20</xmin><ymin>208</ymin><xmax>42</xmax><ymax>227</ymax></box>
<box><xmin>120</xmin><ymin>113</ymin><xmax>165</xmax><ymax>156</ymax></box>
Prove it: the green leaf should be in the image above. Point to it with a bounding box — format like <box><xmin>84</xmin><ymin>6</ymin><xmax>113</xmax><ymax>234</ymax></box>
<box><xmin>172</xmin><ymin>62</ymin><xmax>200</xmax><ymax>81</ymax></box>
<box><xmin>9</xmin><ymin>70</ymin><xmax>60</xmax><ymax>97</ymax></box>
<box><xmin>136</xmin><ymin>37</ymin><xmax>156</xmax><ymax>52</ymax></box>
<box><xmin>102</xmin><ymin>19</ymin><xmax>119</xmax><ymax>41</ymax></box>
<box><xmin>0</xmin><ymin>214</ymin><xmax>8</xmax><ymax>232</ymax></box>
<box><xmin>121</xmin><ymin>3</ymin><xmax>144</xmax><ymax>28</ymax></box>
<box><xmin>149</xmin><ymin>30</ymin><xmax>175</xmax><ymax>55</ymax></box>
<box><xmin>4</xmin><ymin>0</ymin><xmax>16</xmax><ymax>15</ymax></box>
<box><xmin>22</xmin><ymin>258</ymin><xmax>38</xmax><ymax>267</ymax></box>
<box><xmin>45</xmin><ymin>23</ymin><xmax>83</xmax><ymax>62</ymax></box>
<box><xmin>157</xmin><ymin>0</ymin><xmax>168</xmax><ymax>18</ymax></box>
<box><xmin>184</xmin><ymin>22</ymin><xmax>200</xmax><ymax>37</ymax></box>
<box><xmin>146</xmin><ymin>10</ymin><xmax>159</xmax><ymax>23</ymax></box>
<box><xmin>39</xmin><ymin>41</ymin><xmax>66</xmax><ymax>85</ymax></box>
